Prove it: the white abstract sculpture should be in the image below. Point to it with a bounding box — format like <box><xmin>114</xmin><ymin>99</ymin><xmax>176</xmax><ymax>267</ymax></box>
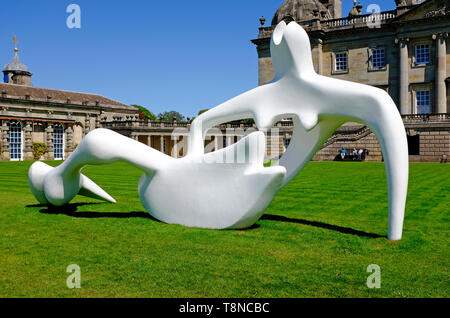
<box><xmin>188</xmin><ymin>21</ymin><xmax>409</xmax><ymax>240</ymax></box>
<box><xmin>29</xmin><ymin>129</ymin><xmax>286</xmax><ymax>229</ymax></box>
<box><xmin>28</xmin><ymin>21</ymin><xmax>408</xmax><ymax>240</ymax></box>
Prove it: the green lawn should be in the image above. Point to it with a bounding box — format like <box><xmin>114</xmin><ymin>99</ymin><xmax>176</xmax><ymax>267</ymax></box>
<box><xmin>0</xmin><ymin>161</ymin><xmax>448</xmax><ymax>298</ymax></box>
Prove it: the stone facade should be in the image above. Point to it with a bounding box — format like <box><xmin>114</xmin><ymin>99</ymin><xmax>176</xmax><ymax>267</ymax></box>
<box><xmin>2</xmin><ymin>0</ymin><xmax>448</xmax><ymax>164</ymax></box>
<box><xmin>0</xmin><ymin>83</ymin><xmax>139</xmax><ymax>161</ymax></box>
<box><xmin>251</xmin><ymin>0</ymin><xmax>450</xmax><ymax>162</ymax></box>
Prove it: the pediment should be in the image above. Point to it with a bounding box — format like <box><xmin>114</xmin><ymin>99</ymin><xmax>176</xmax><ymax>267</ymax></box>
<box><xmin>396</xmin><ymin>0</ymin><xmax>450</xmax><ymax>21</ymax></box>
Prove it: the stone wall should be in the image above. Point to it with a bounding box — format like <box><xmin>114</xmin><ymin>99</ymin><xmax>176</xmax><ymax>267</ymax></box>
<box><xmin>417</xmin><ymin>129</ymin><xmax>450</xmax><ymax>162</ymax></box>
<box><xmin>312</xmin><ymin>125</ymin><xmax>383</xmax><ymax>162</ymax></box>
<box><xmin>312</xmin><ymin>123</ymin><xmax>450</xmax><ymax>162</ymax></box>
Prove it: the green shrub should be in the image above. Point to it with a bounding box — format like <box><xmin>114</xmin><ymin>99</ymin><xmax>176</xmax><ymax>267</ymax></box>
<box><xmin>32</xmin><ymin>143</ymin><xmax>47</xmax><ymax>160</ymax></box>
<box><xmin>131</xmin><ymin>105</ymin><xmax>157</xmax><ymax>121</ymax></box>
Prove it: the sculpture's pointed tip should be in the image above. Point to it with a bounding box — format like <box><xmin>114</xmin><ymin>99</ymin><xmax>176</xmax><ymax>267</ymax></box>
<box><xmin>79</xmin><ymin>175</ymin><xmax>116</xmax><ymax>204</ymax></box>
<box><xmin>109</xmin><ymin>197</ymin><xmax>117</xmax><ymax>204</ymax></box>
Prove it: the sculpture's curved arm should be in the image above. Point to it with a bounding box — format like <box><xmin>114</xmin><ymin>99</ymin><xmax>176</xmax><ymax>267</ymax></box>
<box><xmin>187</xmin><ymin>85</ymin><xmax>276</xmax><ymax>156</ymax></box>
<box><xmin>276</xmin><ymin>75</ymin><xmax>409</xmax><ymax>240</ymax></box>
<box><xmin>30</xmin><ymin>129</ymin><xmax>175</xmax><ymax>206</ymax></box>
<box><xmin>60</xmin><ymin>128</ymin><xmax>174</xmax><ymax>174</ymax></box>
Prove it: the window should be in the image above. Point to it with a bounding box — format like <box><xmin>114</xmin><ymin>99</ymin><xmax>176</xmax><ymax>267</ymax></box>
<box><xmin>334</xmin><ymin>52</ymin><xmax>348</xmax><ymax>72</ymax></box>
<box><xmin>53</xmin><ymin>125</ymin><xmax>65</xmax><ymax>160</ymax></box>
<box><xmin>283</xmin><ymin>138</ymin><xmax>291</xmax><ymax>150</ymax></box>
<box><xmin>163</xmin><ymin>138</ymin><xmax>167</xmax><ymax>153</ymax></box>
<box><xmin>415</xmin><ymin>44</ymin><xmax>430</xmax><ymax>65</ymax></box>
<box><xmin>416</xmin><ymin>90</ymin><xmax>431</xmax><ymax>114</ymax></box>
<box><xmin>8</xmin><ymin>122</ymin><xmax>23</xmax><ymax>161</ymax></box>
<box><xmin>371</xmin><ymin>49</ymin><xmax>385</xmax><ymax>69</ymax></box>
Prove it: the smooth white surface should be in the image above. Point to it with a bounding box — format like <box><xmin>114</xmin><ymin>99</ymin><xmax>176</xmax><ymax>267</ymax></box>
<box><xmin>29</xmin><ymin>129</ymin><xmax>286</xmax><ymax>229</ymax></box>
<box><xmin>188</xmin><ymin>21</ymin><xmax>409</xmax><ymax>240</ymax></box>
<box><xmin>28</xmin><ymin>21</ymin><xmax>408</xmax><ymax>239</ymax></box>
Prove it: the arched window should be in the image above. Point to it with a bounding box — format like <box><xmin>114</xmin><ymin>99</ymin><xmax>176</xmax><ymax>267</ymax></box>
<box><xmin>9</xmin><ymin>122</ymin><xmax>23</xmax><ymax>161</ymax></box>
<box><xmin>53</xmin><ymin>124</ymin><xmax>65</xmax><ymax>160</ymax></box>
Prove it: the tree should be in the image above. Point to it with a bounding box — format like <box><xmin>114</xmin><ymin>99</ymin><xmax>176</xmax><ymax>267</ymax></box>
<box><xmin>158</xmin><ymin>111</ymin><xmax>185</xmax><ymax>122</ymax></box>
<box><xmin>131</xmin><ymin>105</ymin><xmax>157</xmax><ymax>121</ymax></box>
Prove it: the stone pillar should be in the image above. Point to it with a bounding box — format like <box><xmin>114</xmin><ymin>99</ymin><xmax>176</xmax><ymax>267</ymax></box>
<box><xmin>1</xmin><ymin>121</ymin><xmax>9</xmax><ymax>160</ymax></box>
<box><xmin>147</xmin><ymin>135</ymin><xmax>152</xmax><ymax>147</ymax></box>
<box><xmin>256</xmin><ymin>43</ymin><xmax>274</xmax><ymax>86</ymax></box>
<box><xmin>65</xmin><ymin>125</ymin><xmax>74</xmax><ymax>157</ymax></box>
<box><xmin>433</xmin><ymin>33</ymin><xmax>448</xmax><ymax>114</ymax></box>
<box><xmin>45</xmin><ymin>124</ymin><xmax>54</xmax><ymax>160</ymax></box>
<box><xmin>312</xmin><ymin>38</ymin><xmax>323</xmax><ymax>75</ymax></box>
<box><xmin>160</xmin><ymin>135</ymin><xmax>165</xmax><ymax>154</ymax></box>
<box><xmin>214</xmin><ymin>136</ymin><xmax>219</xmax><ymax>151</ymax></box>
<box><xmin>23</xmin><ymin>121</ymin><xmax>33</xmax><ymax>160</ymax></box>
<box><xmin>182</xmin><ymin>136</ymin><xmax>188</xmax><ymax>157</ymax></box>
<box><xmin>172</xmin><ymin>136</ymin><xmax>178</xmax><ymax>158</ymax></box>
<box><xmin>84</xmin><ymin>115</ymin><xmax>91</xmax><ymax>136</ymax></box>
<box><xmin>396</xmin><ymin>37</ymin><xmax>409</xmax><ymax>114</ymax></box>
<box><xmin>95</xmin><ymin>116</ymin><xmax>101</xmax><ymax>129</ymax></box>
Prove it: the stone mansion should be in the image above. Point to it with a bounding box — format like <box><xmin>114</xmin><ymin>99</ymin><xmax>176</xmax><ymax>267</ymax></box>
<box><xmin>1</xmin><ymin>0</ymin><xmax>449</xmax><ymax>163</ymax></box>
<box><xmin>252</xmin><ymin>0</ymin><xmax>450</xmax><ymax>162</ymax></box>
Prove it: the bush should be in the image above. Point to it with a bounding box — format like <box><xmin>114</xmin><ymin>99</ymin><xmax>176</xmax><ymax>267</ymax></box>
<box><xmin>32</xmin><ymin>143</ymin><xmax>47</xmax><ymax>160</ymax></box>
<box><xmin>131</xmin><ymin>105</ymin><xmax>157</xmax><ymax>121</ymax></box>
<box><xmin>158</xmin><ymin>111</ymin><xmax>185</xmax><ymax>122</ymax></box>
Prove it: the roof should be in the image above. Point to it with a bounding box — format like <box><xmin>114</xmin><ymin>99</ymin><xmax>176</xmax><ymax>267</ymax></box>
<box><xmin>272</xmin><ymin>0</ymin><xmax>332</xmax><ymax>25</ymax></box>
<box><xmin>3</xmin><ymin>53</ymin><xmax>30</xmax><ymax>74</ymax></box>
<box><xmin>0</xmin><ymin>83</ymin><xmax>137</xmax><ymax>111</ymax></box>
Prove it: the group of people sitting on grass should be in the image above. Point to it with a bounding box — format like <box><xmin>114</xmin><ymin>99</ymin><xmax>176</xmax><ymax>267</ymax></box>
<box><xmin>338</xmin><ymin>147</ymin><xmax>368</xmax><ymax>161</ymax></box>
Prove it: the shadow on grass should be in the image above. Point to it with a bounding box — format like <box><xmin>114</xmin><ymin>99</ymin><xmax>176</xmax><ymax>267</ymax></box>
<box><xmin>261</xmin><ymin>214</ymin><xmax>385</xmax><ymax>239</ymax></box>
<box><xmin>32</xmin><ymin>203</ymin><xmax>261</xmax><ymax>230</ymax></box>
<box><xmin>36</xmin><ymin>203</ymin><xmax>160</xmax><ymax>222</ymax></box>
<box><xmin>30</xmin><ymin>203</ymin><xmax>381</xmax><ymax>237</ymax></box>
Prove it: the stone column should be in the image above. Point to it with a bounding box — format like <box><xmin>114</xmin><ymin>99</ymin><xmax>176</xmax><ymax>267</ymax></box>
<box><xmin>95</xmin><ymin>116</ymin><xmax>101</xmax><ymax>129</ymax></box>
<box><xmin>45</xmin><ymin>124</ymin><xmax>54</xmax><ymax>160</ymax></box>
<box><xmin>256</xmin><ymin>43</ymin><xmax>274</xmax><ymax>86</ymax></box>
<box><xmin>396</xmin><ymin>37</ymin><xmax>410</xmax><ymax>114</ymax></box>
<box><xmin>84</xmin><ymin>114</ymin><xmax>91</xmax><ymax>136</ymax></box>
<box><xmin>65</xmin><ymin>125</ymin><xmax>74</xmax><ymax>157</ymax></box>
<box><xmin>23</xmin><ymin>121</ymin><xmax>33</xmax><ymax>160</ymax></box>
<box><xmin>1</xmin><ymin>121</ymin><xmax>9</xmax><ymax>160</ymax></box>
<box><xmin>214</xmin><ymin>135</ymin><xmax>219</xmax><ymax>152</ymax></box>
<box><xmin>147</xmin><ymin>135</ymin><xmax>152</xmax><ymax>148</ymax></box>
<box><xmin>182</xmin><ymin>136</ymin><xmax>188</xmax><ymax>157</ymax></box>
<box><xmin>311</xmin><ymin>38</ymin><xmax>323</xmax><ymax>75</ymax></box>
<box><xmin>160</xmin><ymin>135</ymin><xmax>165</xmax><ymax>154</ymax></box>
<box><xmin>172</xmin><ymin>136</ymin><xmax>178</xmax><ymax>158</ymax></box>
<box><xmin>433</xmin><ymin>33</ymin><xmax>448</xmax><ymax>114</ymax></box>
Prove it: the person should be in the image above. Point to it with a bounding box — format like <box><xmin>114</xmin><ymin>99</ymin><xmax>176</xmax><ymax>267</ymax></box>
<box><xmin>339</xmin><ymin>147</ymin><xmax>347</xmax><ymax>160</ymax></box>
<box><xmin>358</xmin><ymin>149</ymin><xmax>364</xmax><ymax>160</ymax></box>
<box><xmin>352</xmin><ymin>148</ymin><xmax>358</xmax><ymax>160</ymax></box>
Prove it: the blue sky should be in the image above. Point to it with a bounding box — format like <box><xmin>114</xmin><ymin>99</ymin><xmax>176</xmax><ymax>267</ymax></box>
<box><xmin>1</xmin><ymin>1</ymin><xmax>396</xmax><ymax>118</ymax></box>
